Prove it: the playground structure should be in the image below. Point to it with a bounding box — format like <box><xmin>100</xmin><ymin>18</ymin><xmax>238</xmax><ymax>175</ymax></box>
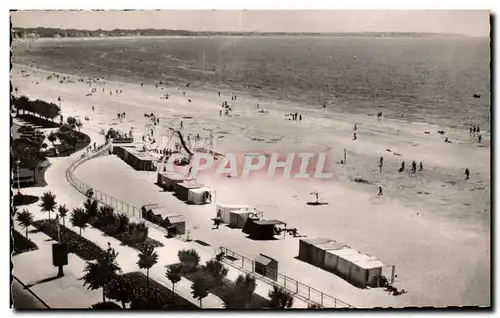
<box><xmin>154</xmin><ymin>126</ymin><xmax>218</xmax><ymax>176</ymax></box>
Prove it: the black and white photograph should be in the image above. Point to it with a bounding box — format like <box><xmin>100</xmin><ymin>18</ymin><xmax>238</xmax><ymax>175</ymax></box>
<box><xmin>9</xmin><ymin>9</ymin><xmax>491</xmax><ymax>310</ymax></box>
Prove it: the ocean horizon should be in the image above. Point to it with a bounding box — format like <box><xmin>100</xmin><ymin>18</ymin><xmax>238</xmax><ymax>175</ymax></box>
<box><xmin>12</xmin><ymin>36</ymin><xmax>491</xmax><ymax>130</ymax></box>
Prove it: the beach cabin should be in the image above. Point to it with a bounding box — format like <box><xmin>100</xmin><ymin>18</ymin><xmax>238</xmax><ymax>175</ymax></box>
<box><xmin>254</xmin><ymin>254</ymin><xmax>278</xmax><ymax>281</ymax></box>
<box><xmin>140</xmin><ymin>204</ymin><xmax>186</xmax><ymax>235</ymax></box>
<box><xmin>175</xmin><ymin>182</ymin><xmax>204</xmax><ymax>202</ymax></box>
<box><xmin>228</xmin><ymin>209</ymin><xmax>263</xmax><ymax>229</ymax></box>
<box><xmin>114</xmin><ymin>146</ymin><xmax>156</xmax><ymax>171</ymax></box>
<box><xmin>157</xmin><ymin>172</ymin><xmax>186</xmax><ymax>191</ymax></box>
<box><xmin>187</xmin><ymin>186</ymin><xmax>214</xmax><ymax>205</ymax></box>
<box><xmin>298</xmin><ymin>237</ymin><xmax>395</xmax><ymax>287</ymax></box>
<box><xmin>163</xmin><ymin>213</ymin><xmax>186</xmax><ymax>236</ymax></box>
<box><xmin>242</xmin><ymin>219</ymin><xmax>286</xmax><ymax>240</ymax></box>
<box><xmin>217</xmin><ymin>204</ymin><xmax>252</xmax><ymax>224</ymax></box>
<box><xmin>298</xmin><ymin>238</ymin><xmax>342</xmax><ymax>267</ymax></box>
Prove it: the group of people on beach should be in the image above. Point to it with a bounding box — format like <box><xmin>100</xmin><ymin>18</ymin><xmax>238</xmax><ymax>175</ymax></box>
<box><xmin>398</xmin><ymin>160</ymin><xmax>423</xmax><ymax>173</ymax></box>
<box><xmin>220</xmin><ymin>101</ymin><xmax>232</xmax><ymax>116</ymax></box>
<box><xmin>469</xmin><ymin>126</ymin><xmax>483</xmax><ymax>143</ymax></box>
<box><xmin>286</xmin><ymin>112</ymin><xmax>302</xmax><ymax>121</ymax></box>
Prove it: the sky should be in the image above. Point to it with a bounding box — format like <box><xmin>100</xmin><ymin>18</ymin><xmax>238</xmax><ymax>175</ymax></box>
<box><xmin>10</xmin><ymin>10</ymin><xmax>490</xmax><ymax>37</ymax></box>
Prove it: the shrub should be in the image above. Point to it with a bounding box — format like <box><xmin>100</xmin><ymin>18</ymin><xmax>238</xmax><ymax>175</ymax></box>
<box><xmin>90</xmin><ymin>301</ymin><xmax>122</xmax><ymax>309</ymax></box>
<box><xmin>12</xmin><ymin>193</ymin><xmax>39</xmax><ymax>206</ymax></box>
<box><xmin>123</xmin><ymin>272</ymin><xmax>195</xmax><ymax>309</ymax></box>
<box><xmin>32</xmin><ymin>219</ymin><xmax>106</xmax><ymax>261</ymax></box>
<box><xmin>178</xmin><ymin>249</ymin><xmax>200</xmax><ymax>273</ymax></box>
<box><xmin>12</xmin><ymin>229</ymin><xmax>38</xmax><ymax>255</ymax></box>
<box><xmin>123</xmin><ymin>222</ymin><xmax>148</xmax><ymax>246</ymax></box>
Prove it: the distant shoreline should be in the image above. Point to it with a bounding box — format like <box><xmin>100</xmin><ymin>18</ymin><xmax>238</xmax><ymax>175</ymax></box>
<box><xmin>12</xmin><ymin>27</ymin><xmax>474</xmax><ymax>40</ymax></box>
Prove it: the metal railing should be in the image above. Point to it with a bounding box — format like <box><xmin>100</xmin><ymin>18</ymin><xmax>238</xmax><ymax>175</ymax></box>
<box><xmin>216</xmin><ymin>246</ymin><xmax>354</xmax><ymax>308</ymax></box>
<box><xmin>64</xmin><ymin>129</ymin><xmax>354</xmax><ymax>309</ymax></box>
<box><xmin>65</xmin><ymin>136</ymin><xmax>142</xmax><ymax>218</ymax></box>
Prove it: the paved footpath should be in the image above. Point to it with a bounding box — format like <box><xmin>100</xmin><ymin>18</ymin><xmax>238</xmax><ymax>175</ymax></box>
<box><xmin>13</xmin><ymin>126</ymin><xmax>227</xmax><ymax>308</ymax></box>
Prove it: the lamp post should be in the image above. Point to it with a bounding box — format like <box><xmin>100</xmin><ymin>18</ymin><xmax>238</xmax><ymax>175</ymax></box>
<box><xmin>16</xmin><ymin>160</ymin><xmax>21</xmax><ymax>194</ymax></box>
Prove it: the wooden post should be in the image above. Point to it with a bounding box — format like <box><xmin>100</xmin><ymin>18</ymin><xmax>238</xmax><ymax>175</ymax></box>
<box><xmin>344</xmin><ymin>149</ymin><xmax>346</xmax><ymax>164</ymax></box>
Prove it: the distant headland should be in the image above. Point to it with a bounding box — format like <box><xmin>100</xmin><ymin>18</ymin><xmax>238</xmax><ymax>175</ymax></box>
<box><xmin>11</xmin><ymin>27</ymin><xmax>467</xmax><ymax>39</ymax></box>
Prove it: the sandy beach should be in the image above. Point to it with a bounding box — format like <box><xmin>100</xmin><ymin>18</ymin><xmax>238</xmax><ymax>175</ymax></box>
<box><xmin>11</xmin><ymin>63</ymin><xmax>490</xmax><ymax>308</ymax></box>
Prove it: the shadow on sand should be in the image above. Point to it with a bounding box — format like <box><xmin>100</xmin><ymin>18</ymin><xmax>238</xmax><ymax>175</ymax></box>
<box><xmin>306</xmin><ymin>202</ymin><xmax>329</xmax><ymax>206</ymax></box>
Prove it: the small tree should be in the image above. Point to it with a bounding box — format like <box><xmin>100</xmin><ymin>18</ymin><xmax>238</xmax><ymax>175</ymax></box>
<box><xmin>47</xmin><ymin>132</ymin><xmax>57</xmax><ymax>148</ymax></box>
<box><xmin>84</xmin><ymin>198</ymin><xmax>99</xmax><ymax>218</ymax></box>
<box><xmin>58</xmin><ymin>204</ymin><xmax>68</xmax><ymax>226</ymax></box>
<box><xmin>268</xmin><ymin>285</ymin><xmax>294</xmax><ymax>308</ymax></box>
<box><xmin>203</xmin><ymin>258</ymin><xmax>228</xmax><ymax>287</ymax></box>
<box><xmin>166</xmin><ymin>264</ymin><xmax>183</xmax><ymax>293</ymax></box>
<box><xmin>105</xmin><ymin>275</ymin><xmax>132</xmax><ymax>309</ymax></box>
<box><xmin>70</xmin><ymin>207</ymin><xmax>88</xmax><ymax>236</ymax></box>
<box><xmin>67</xmin><ymin>116</ymin><xmax>77</xmax><ymax>127</ymax></box>
<box><xmin>16</xmin><ymin>209</ymin><xmax>34</xmax><ymax>239</ymax></box>
<box><xmin>224</xmin><ymin>273</ymin><xmax>256</xmax><ymax>309</ymax></box>
<box><xmin>137</xmin><ymin>245</ymin><xmax>158</xmax><ymax>289</ymax></box>
<box><xmin>123</xmin><ymin>222</ymin><xmax>148</xmax><ymax>246</ymax></box>
<box><xmin>178</xmin><ymin>249</ymin><xmax>200</xmax><ymax>273</ymax></box>
<box><xmin>80</xmin><ymin>245</ymin><xmax>122</xmax><ymax>302</ymax></box>
<box><xmin>39</xmin><ymin>191</ymin><xmax>57</xmax><ymax>220</ymax></box>
<box><xmin>191</xmin><ymin>277</ymin><xmax>210</xmax><ymax>308</ymax></box>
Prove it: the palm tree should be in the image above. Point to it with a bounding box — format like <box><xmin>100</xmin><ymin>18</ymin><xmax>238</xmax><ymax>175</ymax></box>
<box><xmin>80</xmin><ymin>245</ymin><xmax>122</xmax><ymax>302</ymax></box>
<box><xmin>70</xmin><ymin>207</ymin><xmax>88</xmax><ymax>236</ymax></box>
<box><xmin>137</xmin><ymin>245</ymin><xmax>158</xmax><ymax>289</ymax></box>
<box><xmin>39</xmin><ymin>191</ymin><xmax>57</xmax><ymax>220</ymax></box>
<box><xmin>191</xmin><ymin>277</ymin><xmax>210</xmax><ymax>308</ymax></box>
<box><xmin>166</xmin><ymin>264</ymin><xmax>183</xmax><ymax>294</ymax></box>
<box><xmin>16</xmin><ymin>209</ymin><xmax>34</xmax><ymax>239</ymax></box>
<box><xmin>58</xmin><ymin>204</ymin><xmax>68</xmax><ymax>226</ymax></box>
<box><xmin>268</xmin><ymin>285</ymin><xmax>294</xmax><ymax>308</ymax></box>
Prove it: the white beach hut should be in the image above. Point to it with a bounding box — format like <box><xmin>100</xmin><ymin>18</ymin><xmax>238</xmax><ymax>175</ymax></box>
<box><xmin>216</xmin><ymin>204</ymin><xmax>252</xmax><ymax>224</ymax></box>
<box><xmin>187</xmin><ymin>186</ymin><xmax>215</xmax><ymax>205</ymax></box>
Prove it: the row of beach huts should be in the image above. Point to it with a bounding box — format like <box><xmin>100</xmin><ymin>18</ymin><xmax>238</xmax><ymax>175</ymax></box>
<box><xmin>111</xmin><ymin>144</ymin><xmax>396</xmax><ymax>288</ymax></box>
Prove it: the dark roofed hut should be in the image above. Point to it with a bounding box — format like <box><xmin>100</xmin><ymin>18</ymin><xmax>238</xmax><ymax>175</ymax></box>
<box><xmin>242</xmin><ymin>218</ymin><xmax>286</xmax><ymax>240</ymax></box>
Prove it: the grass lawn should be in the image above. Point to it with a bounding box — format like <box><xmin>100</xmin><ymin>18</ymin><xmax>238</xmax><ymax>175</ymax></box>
<box><xmin>12</xmin><ymin>229</ymin><xmax>39</xmax><ymax>255</ymax></box>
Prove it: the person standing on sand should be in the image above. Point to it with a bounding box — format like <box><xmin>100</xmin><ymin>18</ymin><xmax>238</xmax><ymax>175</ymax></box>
<box><xmin>353</xmin><ymin>133</ymin><xmax>357</xmax><ymax>140</ymax></box>
<box><xmin>218</xmin><ymin>92</ymin><xmax>220</xmax><ymax>97</ymax></box>
<box><xmin>465</xmin><ymin>168</ymin><xmax>470</xmax><ymax>180</ymax></box>
<box><xmin>378</xmin><ymin>186</ymin><xmax>383</xmax><ymax>196</ymax></box>
<box><xmin>299</xmin><ymin>114</ymin><xmax>302</xmax><ymax>121</ymax></box>
<box><xmin>412</xmin><ymin>161</ymin><xmax>417</xmax><ymax>173</ymax></box>
<box><xmin>478</xmin><ymin>135</ymin><xmax>482</xmax><ymax>143</ymax></box>
<box><xmin>477</xmin><ymin>126</ymin><xmax>480</xmax><ymax>133</ymax></box>
<box><xmin>419</xmin><ymin>161</ymin><xmax>423</xmax><ymax>171</ymax></box>
<box><xmin>354</xmin><ymin>124</ymin><xmax>357</xmax><ymax>131</ymax></box>
<box><xmin>180</xmin><ymin>121</ymin><xmax>183</xmax><ymax>129</ymax></box>
<box><xmin>400</xmin><ymin>161</ymin><xmax>405</xmax><ymax>172</ymax></box>
<box><xmin>379</xmin><ymin>157</ymin><xmax>384</xmax><ymax>173</ymax></box>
